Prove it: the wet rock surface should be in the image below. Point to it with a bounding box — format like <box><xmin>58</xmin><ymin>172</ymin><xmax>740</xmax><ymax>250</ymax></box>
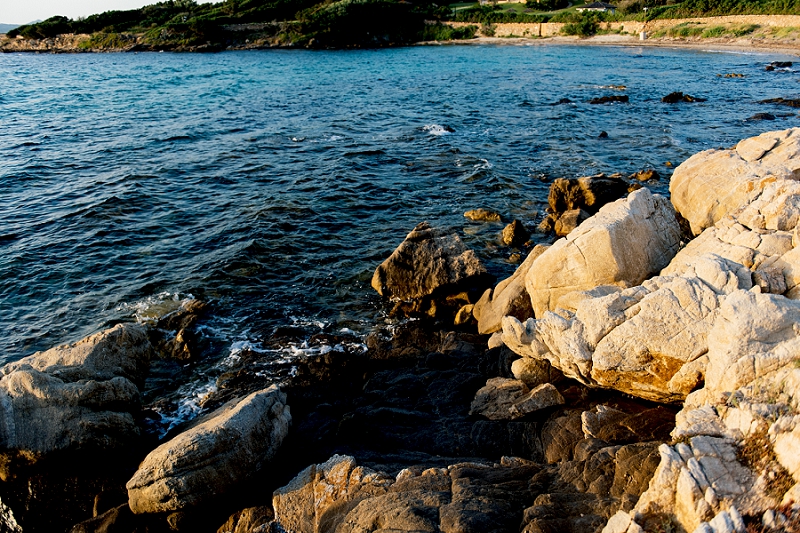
<box><xmin>371</xmin><ymin>221</ymin><xmax>494</xmax><ymax>319</ymax></box>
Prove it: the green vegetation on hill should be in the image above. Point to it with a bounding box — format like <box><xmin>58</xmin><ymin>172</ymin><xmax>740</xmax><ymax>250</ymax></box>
<box><xmin>8</xmin><ymin>0</ymin><xmax>452</xmax><ymax>48</ymax></box>
<box><xmin>5</xmin><ymin>0</ymin><xmax>800</xmax><ymax>48</ymax></box>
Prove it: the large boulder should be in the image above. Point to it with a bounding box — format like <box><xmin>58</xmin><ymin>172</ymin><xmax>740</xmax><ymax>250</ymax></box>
<box><xmin>0</xmin><ymin>324</ymin><xmax>153</xmax><ymax>477</ymax></box>
<box><xmin>126</xmin><ymin>385</ymin><xmax>290</xmax><ymax>514</ymax></box>
<box><xmin>605</xmin><ymin>291</ymin><xmax>800</xmax><ymax>533</ymax></box>
<box><xmin>526</xmin><ymin>188</ymin><xmax>681</xmax><ymax>318</ymax></box>
<box><xmin>472</xmin><ymin>244</ymin><xmax>549</xmax><ymax>335</ymax></box>
<box><xmin>272</xmin><ymin>455</ymin><xmax>540</xmax><ymax>533</ymax></box>
<box><xmin>504</xmin><ymin>254</ymin><xmax>752</xmax><ymax>403</ymax></box>
<box><xmin>670</xmin><ymin>128</ymin><xmax>800</xmax><ymax>236</ymax></box>
<box><xmin>371</xmin><ymin>222</ymin><xmax>492</xmax><ymax>318</ymax></box>
<box><xmin>272</xmin><ymin>455</ymin><xmax>394</xmax><ymax>533</ymax></box>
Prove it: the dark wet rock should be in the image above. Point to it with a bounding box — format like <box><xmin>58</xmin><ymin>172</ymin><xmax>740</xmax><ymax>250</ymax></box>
<box><xmin>202</xmin><ymin>318</ymin><xmax>676</xmax><ymax>533</ymax></box>
<box><xmin>588</xmin><ymin>95</ymin><xmax>628</xmax><ymax>104</ymax></box>
<box><xmin>550</xmin><ymin>98</ymin><xmax>573</xmax><ymax>105</ymax></box>
<box><xmin>598</xmin><ymin>131</ymin><xmax>609</xmax><ymax>139</ymax></box>
<box><xmin>661</xmin><ymin>92</ymin><xmax>706</xmax><ymax>103</ymax></box>
<box><xmin>540</xmin><ymin>176</ymin><xmax>629</xmax><ymax>236</ymax></box>
<box><xmin>150</xmin><ymin>299</ymin><xmax>207</xmax><ymax>361</ymax></box>
<box><xmin>629</xmin><ymin>169</ymin><xmax>660</xmax><ymax>182</ymax></box>
<box><xmin>464</xmin><ymin>208</ymin><xmax>502</xmax><ymax>222</ymax></box>
<box><xmin>767</xmin><ymin>61</ymin><xmax>793</xmax><ymax>70</ymax></box>
<box><xmin>501</xmin><ymin>219</ymin><xmax>530</xmax><ymax>247</ymax></box>
<box><xmin>554</xmin><ymin>208</ymin><xmax>591</xmax><ymax>237</ymax></box>
<box><xmin>760</xmin><ymin>97</ymin><xmax>800</xmax><ymax>108</ymax></box>
<box><xmin>371</xmin><ymin>222</ymin><xmax>494</xmax><ymax>320</ymax></box>
<box><xmin>747</xmin><ymin>112</ymin><xmax>777</xmax><ymax>121</ymax></box>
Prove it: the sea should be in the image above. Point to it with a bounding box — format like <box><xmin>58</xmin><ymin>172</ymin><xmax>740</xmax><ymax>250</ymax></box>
<box><xmin>2</xmin><ymin>43</ymin><xmax>799</xmax><ymax>430</ymax></box>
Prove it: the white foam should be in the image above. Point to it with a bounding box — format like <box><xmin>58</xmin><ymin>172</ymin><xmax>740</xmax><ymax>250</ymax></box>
<box><xmin>153</xmin><ymin>378</ymin><xmax>218</xmax><ymax>437</ymax></box>
<box><xmin>422</xmin><ymin>124</ymin><xmax>453</xmax><ymax>136</ymax></box>
<box><xmin>116</xmin><ymin>291</ymin><xmax>195</xmax><ymax>325</ymax></box>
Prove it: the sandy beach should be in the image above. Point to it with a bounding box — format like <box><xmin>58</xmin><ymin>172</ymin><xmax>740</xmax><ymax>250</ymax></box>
<box><xmin>452</xmin><ymin>33</ymin><xmax>800</xmax><ymax>56</ymax></box>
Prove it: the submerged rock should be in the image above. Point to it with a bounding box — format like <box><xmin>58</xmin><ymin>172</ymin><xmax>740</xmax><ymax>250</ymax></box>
<box><xmin>127</xmin><ymin>385</ymin><xmax>290</xmax><ymax>514</ymax></box>
<box><xmin>589</xmin><ymin>95</ymin><xmax>629</xmax><ymax>104</ymax></box>
<box><xmin>629</xmin><ymin>169</ymin><xmax>660</xmax><ymax>182</ymax></box>
<box><xmin>661</xmin><ymin>92</ymin><xmax>706</xmax><ymax>103</ymax></box>
<box><xmin>464</xmin><ymin>208</ymin><xmax>502</xmax><ymax>222</ymax></box>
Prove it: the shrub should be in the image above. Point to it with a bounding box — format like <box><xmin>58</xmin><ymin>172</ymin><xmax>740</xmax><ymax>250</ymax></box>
<box><xmin>700</xmin><ymin>25</ymin><xmax>726</xmax><ymax>37</ymax></box>
<box><xmin>667</xmin><ymin>22</ymin><xmax>703</xmax><ymax>37</ymax></box>
<box><xmin>418</xmin><ymin>23</ymin><xmax>476</xmax><ymax>40</ymax></box>
<box><xmin>481</xmin><ymin>22</ymin><xmax>496</xmax><ymax>36</ymax></box>
<box><xmin>562</xmin><ymin>17</ymin><xmax>598</xmax><ymax>36</ymax></box>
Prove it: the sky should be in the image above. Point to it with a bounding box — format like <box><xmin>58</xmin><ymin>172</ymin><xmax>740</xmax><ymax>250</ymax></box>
<box><xmin>1</xmin><ymin>0</ymin><xmax>158</xmax><ymax>24</ymax></box>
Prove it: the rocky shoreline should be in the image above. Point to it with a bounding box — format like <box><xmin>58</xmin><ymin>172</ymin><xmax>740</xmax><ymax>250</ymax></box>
<box><xmin>4</xmin><ymin>128</ymin><xmax>800</xmax><ymax>533</ymax></box>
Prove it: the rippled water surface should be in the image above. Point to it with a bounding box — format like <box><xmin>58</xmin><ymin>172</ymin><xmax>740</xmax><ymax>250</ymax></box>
<box><xmin>2</xmin><ymin>44</ymin><xmax>799</xmax><ymax>369</ymax></box>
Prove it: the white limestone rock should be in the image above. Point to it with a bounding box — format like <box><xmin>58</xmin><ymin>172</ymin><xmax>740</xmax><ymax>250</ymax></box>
<box><xmin>472</xmin><ymin>244</ymin><xmax>549</xmax><ymax>334</ymax></box>
<box><xmin>670</xmin><ymin>128</ymin><xmax>800</xmax><ymax>236</ymax></box>
<box><xmin>525</xmin><ymin>188</ymin><xmax>681</xmax><ymax>318</ymax></box>
<box><xmin>503</xmin><ymin>254</ymin><xmax>750</xmax><ymax>402</ymax></box>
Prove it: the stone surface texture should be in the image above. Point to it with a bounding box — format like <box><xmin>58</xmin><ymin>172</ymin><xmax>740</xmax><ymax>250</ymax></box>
<box><xmin>127</xmin><ymin>385</ymin><xmax>290</xmax><ymax>514</ymax></box>
<box><xmin>371</xmin><ymin>221</ymin><xmax>488</xmax><ymax>302</ymax></box>
<box><xmin>472</xmin><ymin>245</ymin><xmax>548</xmax><ymax>335</ymax></box>
<box><xmin>526</xmin><ymin>188</ymin><xmax>681</xmax><ymax>318</ymax></box>
<box><xmin>0</xmin><ymin>324</ymin><xmax>152</xmax><ymax>474</ymax></box>
<box><xmin>670</xmin><ymin>128</ymin><xmax>800</xmax><ymax>236</ymax></box>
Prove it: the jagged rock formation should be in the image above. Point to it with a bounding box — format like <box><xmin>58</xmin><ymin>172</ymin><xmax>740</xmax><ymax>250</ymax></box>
<box><xmin>526</xmin><ymin>187</ymin><xmax>681</xmax><ymax>318</ymax></box>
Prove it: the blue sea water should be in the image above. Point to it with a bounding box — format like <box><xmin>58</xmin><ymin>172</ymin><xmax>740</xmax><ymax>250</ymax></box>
<box><xmin>1</xmin><ymin>44</ymin><xmax>799</xmax><ymax>417</ymax></box>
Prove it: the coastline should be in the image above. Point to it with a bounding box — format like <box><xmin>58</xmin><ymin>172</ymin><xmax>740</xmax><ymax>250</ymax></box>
<box><xmin>3</xmin><ymin>13</ymin><xmax>800</xmax><ymax>54</ymax></box>
<box><xmin>450</xmin><ymin>34</ymin><xmax>800</xmax><ymax>57</ymax></box>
